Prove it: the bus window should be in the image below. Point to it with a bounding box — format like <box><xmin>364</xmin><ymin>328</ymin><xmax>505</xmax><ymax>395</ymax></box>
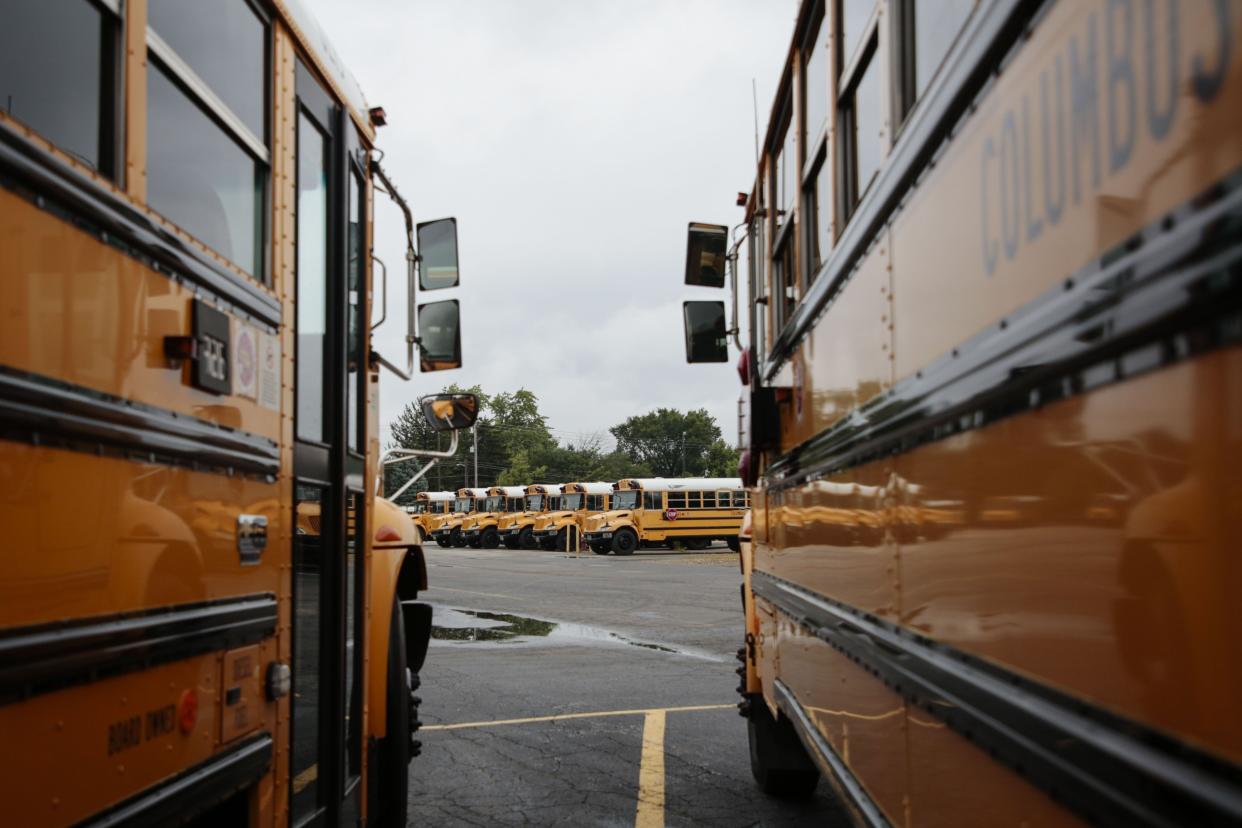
<box><xmin>904</xmin><ymin>0</ymin><xmax>974</xmax><ymax>117</ymax></box>
<box><xmin>587</xmin><ymin>494</ymin><xmax>606</xmax><ymax>511</ymax></box>
<box><xmin>1</xmin><ymin>1</ymin><xmax>117</xmax><ymax>177</ymax></box>
<box><xmin>668</xmin><ymin>492</ymin><xmax>686</xmax><ymax>510</ymax></box>
<box><xmin>644</xmin><ymin>492</ymin><xmax>661</xmax><ymax>510</ymax></box>
<box><xmin>561</xmin><ymin>494</ymin><xmax>583</xmax><ymax>510</ymax></box>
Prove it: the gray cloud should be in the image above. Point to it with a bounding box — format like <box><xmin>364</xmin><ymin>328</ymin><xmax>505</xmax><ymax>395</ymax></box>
<box><xmin>302</xmin><ymin>0</ymin><xmax>797</xmax><ymax>447</ymax></box>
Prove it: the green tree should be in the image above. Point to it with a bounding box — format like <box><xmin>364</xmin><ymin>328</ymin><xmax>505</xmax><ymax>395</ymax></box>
<box><xmin>610</xmin><ymin>408</ymin><xmax>732</xmax><ymax>477</ymax></box>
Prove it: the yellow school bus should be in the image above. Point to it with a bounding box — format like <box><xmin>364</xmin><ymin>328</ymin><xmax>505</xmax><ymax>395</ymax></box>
<box><xmin>683</xmin><ymin>0</ymin><xmax>1242</xmax><ymax>823</ymax></box>
<box><xmin>532</xmin><ymin>481</ymin><xmax>613</xmax><ymax>551</ymax></box>
<box><xmin>460</xmin><ymin>485</ymin><xmax>526</xmax><ymax>548</ymax></box>
<box><xmin>498</xmin><ymin>484</ymin><xmax>563</xmax><ymax>550</ymax></box>
<box><xmin>403</xmin><ymin>490</ymin><xmax>455</xmax><ymax>544</ymax></box>
<box><xmin>0</xmin><ymin>1</ymin><xmax>473</xmax><ymax>825</ymax></box>
<box><xmin>582</xmin><ymin>478</ymin><xmax>748</xmax><ymax>555</ymax></box>
<box><xmin>429</xmin><ymin>487</ymin><xmax>489</xmax><ymax>548</ymax></box>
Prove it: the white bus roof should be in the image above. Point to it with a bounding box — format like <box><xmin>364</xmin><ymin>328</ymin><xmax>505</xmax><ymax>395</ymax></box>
<box><xmin>488</xmin><ymin>485</ymin><xmax>527</xmax><ymax>497</ymax></box>
<box><xmin>562</xmin><ymin>481</ymin><xmax>614</xmax><ymax>494</ymax></box>
<box><xmin>456</xmin><ymin>487</ymin><xmax>490</xmax><ymax>497</ymax></box>
<box><xmin>526</xmin><ymin>484</ymin><xmax>564</xmax><ymax>495</ymax></box>
<box><xmin>415</xmin><ymin>491</ymin><xmax>455</xmax><ymax>501</ymax></box>
<box><xmin>628</xmin><ymin>477</ymin><xmax>744</xmax><ymax>492</ymax></box>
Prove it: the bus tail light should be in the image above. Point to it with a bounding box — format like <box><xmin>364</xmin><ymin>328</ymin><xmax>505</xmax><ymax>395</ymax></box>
<box><xmin>738</xmin><ymin>450</ymin><xmax>756</xmax><ymax>487</ymax></box>
<box><xmin>737</xmin><ymin>347</ymin><xmax>750</xmax><ymax>386</ymax></box>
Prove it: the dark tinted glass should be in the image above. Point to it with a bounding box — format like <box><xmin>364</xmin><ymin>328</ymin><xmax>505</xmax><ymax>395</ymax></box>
<box><xmin>292</xmin><ymin>483</ymin><xmax>323</xmax><ymax>819</ymax></box>
<box><xmin>852</xmin><ymin>51</ymin><xmax>883</xmax><ymax>202</ymax></box>
<box><xmin>840</xmin><ymin>0</ymin><xmax>875</xmax><ymax>66</ymax></box>
<box><xmin>685</xmin><ymin>224</ymin><xmax>729</xmax><ymax>287</ymax></box>
<box><xmin>683</xmin><ymin>301</ymin><xmax>728</xmax><ymax>363</ymax></box>
<box><xmin>803</xmin><ymin>20</ymin><xmax>827</xmax><ymax>145</ymax></box>
<box><xmin>1</xmin><ymin>1</ymin><xmax>107</xmax><ymax>172</ymax></box>
<box><xmin>149</xmin><ymin>0</ymin><xmax>266</xmax><ymax>138</ymax></box>
<box><xmin>296</xmin><ymin>113</ymin><xmax>328</xmax><ymax>442</ymax></box>
<box><xmin>806</xmin><ymin>153</ymin><xmax>831</xmax><ymax>280</ymax></box>
<box><xmin>915</xmin><ymin>0</ymin><xmax>974</xmax><ymax>99</ymax></box>
<box><xmin>417</xmin><ymin>218</ymin><xmax>460</xmax><ymax>290</ymax></box>
<box><xmin>344</xmin><ymin>490</ymin><xmax>363</xmax><ymax>780</ymax></box>
<box><xmin>347</xmin><ymin>168</ymin><xmax>364</xmax><ymax>452</ymax></box>
<box><xmin>148</xmin><ymin>66</ymin><xmax>263</xmax><ymax>275</ymax></box>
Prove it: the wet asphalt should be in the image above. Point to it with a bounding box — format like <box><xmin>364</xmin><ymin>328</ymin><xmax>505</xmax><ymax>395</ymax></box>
<box><xmin>407</xmin><ymin>544</ymin><xmax>848</xmax><ymax>827</ymax></box>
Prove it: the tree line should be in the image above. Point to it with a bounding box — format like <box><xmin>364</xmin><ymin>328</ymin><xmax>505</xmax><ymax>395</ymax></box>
<box><xmin>383</xmin><ymin>385</ymin><xmax>738</xmax><ymax>502</ymax></box>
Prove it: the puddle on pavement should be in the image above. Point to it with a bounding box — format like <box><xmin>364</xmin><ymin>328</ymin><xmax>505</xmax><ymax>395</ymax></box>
<box><xmin>430</xmin><ymin>607</ymin><xmax>722</xmax><ymax>661</ymax></box>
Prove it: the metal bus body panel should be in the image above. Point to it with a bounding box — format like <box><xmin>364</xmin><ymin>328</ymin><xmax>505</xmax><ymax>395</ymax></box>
<box><xmin>889</xmin><ymin>0</ymin><xmax>1242</xmax><ymax>388</ymax></box>
<box><xmin>0</xmin><ymin>188</ymin><xmax>281</xmax><ymax>444</ymax></box>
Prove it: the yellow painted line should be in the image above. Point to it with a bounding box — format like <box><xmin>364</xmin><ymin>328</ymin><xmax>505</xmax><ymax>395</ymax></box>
<box><xmin>634</xmin><ymin>710</ymin><xmax>666</xmax><ymax>828</ymax></box>
<box><xmin>421</xmin><ymin>703</ymin><xmax>732</xmax><ymax>732</ymax></box>
<box><xmin>292</xmin><ymin>763</ymin><xmax>317</xmax><ymax>794</ymax></box>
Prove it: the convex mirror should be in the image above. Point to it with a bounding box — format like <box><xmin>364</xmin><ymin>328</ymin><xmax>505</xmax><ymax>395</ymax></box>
<box><xmin>684</xmin><ymin>222</ymin><xmax>729</xmax><ymax>287</ymax></box>
<box><xmin>418</xmin><ymin>299</ymin><xmax>462</xmax><ymax>371</ymax></box>
<box><xmin>420</xmin><ymin>393</ymin><xmax>479</xmax><ymax>431</ymax></box>
<box><xmin>416</xmin><ymin>217</ymin><xmax>459</xmax><ymax>290</ymax></box>
<box><xmin>683</xmin><ymin>301</ymin><xmax>728</xmax><ymax>363</ymax></box>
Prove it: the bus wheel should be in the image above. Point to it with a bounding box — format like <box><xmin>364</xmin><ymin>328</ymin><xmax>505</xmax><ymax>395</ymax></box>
<box><xmin>590</xmin><ymin>543</ymin><xmax>610</xmax><ymax>555</ymax></box>
<box><xmin>480</xmin><ymin>527</ymin><xmax>500</xmax><ymax>549</ymax></box>
<box><xmin>502</xmin><ymin>537</ymin><xmax>520</xmax><ymax>550</ymax></box>
<box><xmin>376</xmin><ymin>600</ymin><xmax>415</xmax><ymax>826</ymax></box>
<box><xmin>539</xmin><ymin>536</ymin><xmax>557</xmax><ymax>551</ymax></box>
<box><xmin>467</xmin><ymin>537</ymin><xmax>481</xmax><ymax>549</ymax></box>
<box><xmin>686</xmin><ymin>539</ymin><xmax>710</xmax><ymax>550</ymax></box>
<box><xmin>747</xmin><ymin>696</ymin><xmax>819</xmax><ymax>798</ymax></box>
<box><xmin>727</xmin><ymin>536</ymin><xmax>741</xmax><ymax>552</ymax></box>
<box><xmin>611</xmin><ymin>529</ymin><xmax>638</xmax><ymax>556</ymax></box>
<box><xmin>518</xmin><ymin>526</ymin><xmax>538</xmax><ymax>550</ymax></box>
<box><xmin>451</xmin><ymin>530</ymin><xmax>467</xmax><ymax>548</ymax></box>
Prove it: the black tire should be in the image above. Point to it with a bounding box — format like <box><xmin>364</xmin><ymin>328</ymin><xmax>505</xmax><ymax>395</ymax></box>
<box><xmin>480</xmin><ymin>527</ymin><xmax>500</xmax><ymax>549</ymax></box>
<box><xmin>450</xmin><ymin>529</ymin><xmax>467</xmax><ymax>548</ymax></box>
<box><xmin>539</xmin><ymin>535</ymin><xmax>557</xmax><ymax>551</ymax></box>
<box><xmin>611</xmin><ymin>528</ymin><xmax>638</xmax><ymax>556</ymax></box>
<box><xmin>727</xmin><ymin>536</ymin><xmax>741</xmax><ymax>552</ymax></box>
<box><xmin>502</xmin><ymin>536</ymin><xmax>520</xmax><ymax>550</ymax></box>
<box><xmin>435</xmin><ymin>536</ymin><xmax>451</xmax><ymax>548</ymax></box>
<box><xmin>686</xmin><ymin>539</ymin><xmax>710</xmax><ymax>550</ymax></box>
<box><xmin>590</xmin><ymin>543</ymin><xmax>610</xmax><ymax>555</ymax></box>
<box><xmin>518</xmin><ymin>526</ymin><xmax>537</xmax><ymax>550</ymax></box>
<box><xmin>376</xmin><ymin>600</ymin><xmax>414</xmax><ymax>827</ymax></box>
<box><xmin>747</xmin><ymin>696</ymin><xmax>819</xmax><ymax>798</ymax></box>
<box><xmin>467</xmin><ymin>536</ymin><xmax>481</xmax><ymax>549</ymax></box>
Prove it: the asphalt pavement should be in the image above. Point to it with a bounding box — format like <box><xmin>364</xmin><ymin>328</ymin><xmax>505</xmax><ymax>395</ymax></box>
<box><xmin>407</xmin><ymin>544</ymin><xmax>848</xmax><ymax>827</ymax></box>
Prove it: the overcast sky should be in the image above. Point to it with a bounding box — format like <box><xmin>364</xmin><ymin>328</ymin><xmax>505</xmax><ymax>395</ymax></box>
<box><xmin>303</xmin><ymin>0</ymin><xmax>798</xmax><ymax>449</ymax></box>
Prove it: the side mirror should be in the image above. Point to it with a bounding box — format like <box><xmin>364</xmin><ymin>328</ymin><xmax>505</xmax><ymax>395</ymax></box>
<box><xmin>420</xmin><ymin>392</ymin><xmax>478</xmax><ymax>431</ymax></box>
<box><xmin>683</xmin><ymin>301</ymin><xmax>728</xmax><ymax>363</ymax></box>
<box><xmin>418</xmin><ymin>299</ymin><xmax>462</xmax><ymax>371</ymax></box>
<box><xmin>417</xmin><ymin>218</ymin><xmax>460</xmax><ymax>290</ymax></box>
<box><xmin>684</xmin><ymin>222</ymin><xmax>729</xmax><ymax>287</ymax></box>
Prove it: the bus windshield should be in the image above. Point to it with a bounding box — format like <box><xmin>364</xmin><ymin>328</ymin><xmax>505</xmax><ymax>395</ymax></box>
<box><xmin>455</xmin><ymin>498</ymin><xmax>473</xmax><ymax>512</ymax></box>
<box><xmin>480</xmin><ymin>496</ymin><xmax>501</xmax><ymax>511</ymax></box>
<box><xmin>611</xmin><ymin>490</ymin><xmax>639</xmax><ymax>509</ymax></box>
<box><xmin>560</xmin><ymin>494</ymin><xmax>582</xmax><ymax>510</ymax></box>
<box><xmin>525</xmin><ymin>494</ymin><xmax>543</xmax><ymax>511</ymax></box>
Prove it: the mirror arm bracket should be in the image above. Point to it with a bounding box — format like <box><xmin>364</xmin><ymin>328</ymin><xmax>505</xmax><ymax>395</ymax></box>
<box><xmin>377</xmin><ymin>430</ymin><xmax>461</xmax><ymax>497</ymax></box>
<box><xmin>371</xmin><ymin>158</ymin><xmax>421</xmax><ymax>380</ymax></box>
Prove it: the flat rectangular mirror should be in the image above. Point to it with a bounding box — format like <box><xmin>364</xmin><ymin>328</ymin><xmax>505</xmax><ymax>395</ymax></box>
<box><xmin>416</xmin><ymin>217</ymin><xmax>459</xmax><ymax>290</ymax></box>
<box><xmin>683</xmin><ymin>300</ymin><xmax>728</xmax><ymax>362</ymax></box>
<box><xmin>420</xmin><ymin>393</ymin><xmax>478</xmax><ymax>431</ymax></box>
<box><xmin>418</xmin><ymin>299</ymin><xmax>462</xmax><ymax>371</ymax></box>
<box><xmin>685</xmin><ymin>222</ymin><xmax>728</xmax><ymax>287</ymax></box>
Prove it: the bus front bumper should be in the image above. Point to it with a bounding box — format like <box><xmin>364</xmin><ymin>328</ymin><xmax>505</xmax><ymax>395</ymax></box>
<box><xmin>583</xmin><ymin>531</ymin><xmax>612</xmax><ymax>542</ymax></box>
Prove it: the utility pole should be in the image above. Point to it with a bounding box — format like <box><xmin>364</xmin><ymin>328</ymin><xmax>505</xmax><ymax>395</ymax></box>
<box><xmin>681</xmin><ymin>432</ymin><xmax>687</xmax><ymax>475</ymax></box>
<box><xmin>472</xmin><ymin>422</ymin><xmax>478</xmax><ymax>487</ymax></box>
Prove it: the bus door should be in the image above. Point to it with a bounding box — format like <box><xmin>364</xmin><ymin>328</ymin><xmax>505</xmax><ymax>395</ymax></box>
<box><xmin>291</xmin><ymin>58</ymin><xmax>367</xmax><ymax>826</ymax></box>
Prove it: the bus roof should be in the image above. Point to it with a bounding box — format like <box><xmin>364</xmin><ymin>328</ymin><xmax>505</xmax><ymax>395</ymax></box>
<box><xmin>619</xmin><ymin>477</ymin><xmax>743</xmax><ymax>492</ymax></box>
<box><xmin>526</xmin><ymin>484</ymin><xmax>563</xmax><ymax>495</ymax></box>
<box><xmin>283</xmin><ymin>0</ymin><xmax>370</xmax><ymax>132</ymax></box>
<box><xmin>456</xmin><ymin>487</ymin><xmax>490</xmax><ymax>497</ymax></box>
<box><xmin>415</xmin><ymin>491</ymin><xmax>455</xmax><ymax>501</ymax></box>
<box><xmin>488</xmin><ymin>486</ymin><xmax>527</xmax><ymax>497</ymax></box>
<box><xmin>562</xmin><ymin>482</ymin><xmax>614</xmax><ymax>494</ymax></box>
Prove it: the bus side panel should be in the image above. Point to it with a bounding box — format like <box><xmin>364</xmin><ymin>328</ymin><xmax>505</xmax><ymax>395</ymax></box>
<box><xmin>755</xmin><ymin>463</ymin><xmax>896</xmax><ymax>622</ymax></box>
<box><xmin>0</xmin><ymin>190</ymin><xmax>280</xmax><ymax>440</ymax></box>
<box><xmin>891</xmin><ymin>0</ymin><xmax>1242</xmax><ymax>384</ymax></box>
<box><xmin>0</xmin><ymin>446</ymin><xmax>281</xmax><ymax>628</ymax></box>
<box><xmin>895</xmin><ymin>349</ymin><xmax>1242</xmax><ymax>765</ymax></box>
<box><xmin>783</xmin><ymin>230</ymin><xmax>893</xmax><ymax>454</ymax></box>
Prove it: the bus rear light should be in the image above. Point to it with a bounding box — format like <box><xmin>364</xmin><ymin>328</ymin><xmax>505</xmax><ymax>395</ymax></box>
<box><xmin>376</xmin><ymin>525</ymin><xmax>402</xmax><ymax>542</ymax></box>
<box><xmin>737</xmin><ymin>348</ymin><xmax>750</xmax><ymax>386</ymax></box>
<box><xmin>178</xmin><ymin>689</ymin><xmax>198</xmax><ymax>734</ymax></box>
<box><xmin>738</xmin><ymin>450</ymin><xmax>756</xmax><ymax>487</ymax></box>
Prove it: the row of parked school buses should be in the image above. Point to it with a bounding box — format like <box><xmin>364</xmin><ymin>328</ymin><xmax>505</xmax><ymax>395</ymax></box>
<box><xmin>402</xmin><ymin>478</ymin><xmax>750</xmax><ymax>555</ymax></box>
